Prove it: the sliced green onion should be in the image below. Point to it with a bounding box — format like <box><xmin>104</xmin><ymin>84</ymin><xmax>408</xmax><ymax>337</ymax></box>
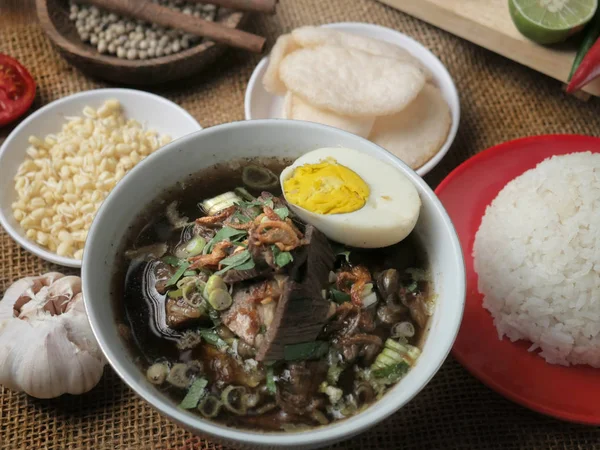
<box><xmin>201</xmin><ymin>191</ymin><xmax>241</xmax><ymax>216</ymax></box>
<box><xmin>242</xmin><ymin>165</ymin><xmax>279</xmax><ymax>190</ymax></box>
<box><xmin>167</xmin><ymin>289</ymin><xmax>183</xmax><ymax>299</ymax></box>
<box><xmin>284</xmin><ymin>341</ymin><xmax>329</xmax><ymax>361</ymax></box>
<box><xmin>179</xmin><ymin>377</ymin><xmax>208</xmax><ymax>409</ymax></box>
<box><xmin>372</xmin><ymin>361</ymin><xmax>410</xmax><ymax>381</ymax></box>
<box><xmin>405</xmin><ymin>344</ymin><xmax>421</xmax><ymax>362</ymax></box>
<box><xmin>221</xmin><ymin>385</ymin><xmax>248</xmax><ymax>415</ymax></box>
<box><xmin>198</xmin><ymin>395</ymin><xmax>222</xmax><ymax>418</ymax></box>
<box><xmin>360</xmin><ymin>283</ymin><xmax>378</xmax><ymax>308</ymax></box>
<box><xmin>166</xmin><ymin>262</ymin><xmax>191</xmax><ymax>288</ymax></box>
<box><xmin>204</xmin><ymin>275</ymin><xmax>227</xmax><ymax>298</ymax></box>
<box><xmin>176</xmin><ymin>276</ymin><xmax>197</xmax><ymax>290</ymax></box>
<box><xmin>234</xmin><ymin>186</ymin><xmax>255</xmax><ymax>202</ymax></box>
<box><xmin>185</xmin><ymin>236</ymin><xmax>206</xmax><ymax>257</ymax></box>
<box><xmin>208</xmin><ymin>289</ymin><xmax>233</xmax><ymax>311</ymax></box>
<box><xmin>266</xmin><ymin>365</ymin><xmax>277</xmax><ymax>394</ymax></box>
<box><xmin>385</xmin><ymin>338</ymin><xmax>406</xmax><ymax>353</ymax></box>
<box><xmin>371</xmin><ymin>339</ymin><xmax>411</xmax><ymax>373</ymax></box>
<box><xmin>183</xmin><ymin>270</ymin><xmax>197</xmax><ymax>277</ymax></box>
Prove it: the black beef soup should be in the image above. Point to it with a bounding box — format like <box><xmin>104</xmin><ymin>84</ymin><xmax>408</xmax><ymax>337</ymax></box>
<box><xmin>113</xmin><ymin>157</ymin><xmax>434</xmax><ymax>432</ymax></box>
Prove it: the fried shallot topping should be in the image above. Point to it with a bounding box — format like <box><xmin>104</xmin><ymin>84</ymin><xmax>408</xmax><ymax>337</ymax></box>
<box><xmin>336</xmin><ymin>265</ymin><xmax>372</xmax><ymax>306</ymax></box>
<box><xmin>255</xmin><ymin>220</ymin><xmax>304</xmax><ymax>252</ymax></box>
<box><xmin>188</xmin><ymin>241</ymin><xmax>233</xmax><ymax>270</ymax></box>
<box><xmin>195</xmin><ymin>206</ymin><xmax>236</xmax><ymax>226</ymax></box>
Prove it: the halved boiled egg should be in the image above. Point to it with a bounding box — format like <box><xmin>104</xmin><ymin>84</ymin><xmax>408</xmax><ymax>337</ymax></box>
<box><xmin>280</xmin><ymin>147</ymin><xmax>421</xmax><ymax>248</ymax></box>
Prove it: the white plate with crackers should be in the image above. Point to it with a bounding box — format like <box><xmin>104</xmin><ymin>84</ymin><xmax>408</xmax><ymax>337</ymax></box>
<box><xmin>245</xmin><ymin>22</ymin><xmax>460</xmax><ymax>177</ymax></box>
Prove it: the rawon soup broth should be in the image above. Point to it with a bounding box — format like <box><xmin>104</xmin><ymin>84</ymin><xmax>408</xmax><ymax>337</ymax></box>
<box><xmin>112</xmin><ymin>157</ymin><xmax>434</xmax><ymax>432</ymax></box>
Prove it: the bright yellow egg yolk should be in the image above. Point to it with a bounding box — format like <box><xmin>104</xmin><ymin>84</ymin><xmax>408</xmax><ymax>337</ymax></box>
<box><xmin>283</xmin><ymin>158</ymin><xmax>370</xmax><ymax>214</ymax></box>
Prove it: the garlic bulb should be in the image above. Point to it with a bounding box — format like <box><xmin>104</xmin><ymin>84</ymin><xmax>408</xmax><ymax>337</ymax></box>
<box><xmin>0</xmin><ymin>272</ymin><xmax>106</xmax><ymax>398</ymax></box>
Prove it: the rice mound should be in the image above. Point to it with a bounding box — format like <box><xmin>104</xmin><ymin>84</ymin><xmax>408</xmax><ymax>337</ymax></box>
<box><xmin>473</xmin><ymin>152</ymin><xmax>600</xmax><ymax>367</ymax></box>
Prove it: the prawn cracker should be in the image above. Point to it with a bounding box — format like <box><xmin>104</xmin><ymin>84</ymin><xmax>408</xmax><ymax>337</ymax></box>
<box><xmin>291</xmin><ymin>26</ymin><xmax>433</xmax><ymax>80</ymax></box>
<box><xmin>263</xmin><ymin>34</ymin><xmax>300</xmax><ymax>96</ymax></box>
<box><xmin>369</xmin><ymin>84</ymin><xmax>451</xmax><ymax>170</ymax></box>
<box><xmin>283</xmin><ymin>92</ymin><xmax>375</xmax><ymax>138</ymax></box>
<box><xmin>280</xmin><ymin>46</ymin><xmax>425</xmax><ymax>117</ymax></box>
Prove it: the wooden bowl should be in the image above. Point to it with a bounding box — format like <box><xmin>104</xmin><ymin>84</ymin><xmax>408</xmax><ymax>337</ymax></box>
<box><xmin>36</xmin><ymin>0</ymin><xmax>247</xmax><ymax>85</ymax></box>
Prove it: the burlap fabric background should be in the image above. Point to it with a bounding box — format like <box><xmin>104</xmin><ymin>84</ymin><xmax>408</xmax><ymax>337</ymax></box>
<box><xmin>2</xmin><ymin>0</ymin><xmax>600</xmax><ymax>448</ymax></box>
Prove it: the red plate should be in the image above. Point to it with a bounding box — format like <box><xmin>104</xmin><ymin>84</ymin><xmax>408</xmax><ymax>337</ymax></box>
<box><xmin>435</xmin><ymin>135</ymin><xmax>600</xmax><ymax>425</ymax></box>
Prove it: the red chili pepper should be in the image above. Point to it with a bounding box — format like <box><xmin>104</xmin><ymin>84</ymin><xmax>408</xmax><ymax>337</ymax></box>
<box><xmin>567</xmin><ymin>38</ymin><xmax>600</xmax><ymax>93</ymax></box>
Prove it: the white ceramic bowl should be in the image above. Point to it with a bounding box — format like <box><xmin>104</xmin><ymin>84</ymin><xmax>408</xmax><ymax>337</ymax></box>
<box><xmin>82</xmin><ymin>120</ymin><xmax>465</xmax><ymax>449</ymax></box>
<box><xmin>244</xmin><ymin>22</ymin><xmax>460</xmax><ymax>177</ymax></box>
<box><xmin>0</xmin><ymin>88</ymin><xmax>201</xmax><ymax>268</ymax></box>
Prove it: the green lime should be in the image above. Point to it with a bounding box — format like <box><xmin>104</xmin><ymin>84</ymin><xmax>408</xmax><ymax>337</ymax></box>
<box><xmin>509</xmin><ymin>0</ymin><xmax>598</xmax><ymax>44</ymax></box>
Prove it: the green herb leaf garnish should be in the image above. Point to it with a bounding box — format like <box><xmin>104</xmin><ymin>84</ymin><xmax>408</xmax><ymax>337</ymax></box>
<box><xmin>179</xmin><ymin>377</ymin><xmax>208</xmax><ymax>409</ymax></box>
<box><xmin>274</xmin><ymin>207</ymin><xmax>289</xmax><ymax>220</ymax></box>
<box><xmin>330</xmin><ymin>288</ymin><xmax>351</xmax><ymax>304</ymax></box>
<box><xmin>235</xmin><ymin>197</ymin><xmax>274</xmax><ymax>210</ymax></box>
<box><xmin>205</xmin><ymin>227</ymin><xmax>247</xmax><ymax>253</ymax></box>
<box><xmin>214</xmin><ymin>250</ymin><xmax>255</xmax><ymax>276</ymax></box>
<box><xmin>284</xmin><ymin>341</ymin><xmax>329</xmax><ymax>361</ymax></box>
<box><xmin>166</xmin><ymin>261</ymin><xmax>191</xmax><ymax>287</ymax></box>
<box><xmin>231</xmin><ymin>211</ymin><xmax>251</xmax><ymax>224</ymax></box>
<box><xmin>271</xmin><ymin>245</ymin><xmax>294</xmax><ymax>268</ymax></box>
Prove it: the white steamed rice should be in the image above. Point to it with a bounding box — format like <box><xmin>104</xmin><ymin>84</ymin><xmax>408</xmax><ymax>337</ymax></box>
<box><xmin>473</xmin><ymin>152</ymin><xmax>600</xmax><ymax>367</ymax></box>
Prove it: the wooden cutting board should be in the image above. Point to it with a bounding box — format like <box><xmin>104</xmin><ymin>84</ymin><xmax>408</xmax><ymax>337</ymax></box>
<box><xmin>379</xmin><ymin>0</ymin><xmax>600</xmax><ymax>98</ymax></box>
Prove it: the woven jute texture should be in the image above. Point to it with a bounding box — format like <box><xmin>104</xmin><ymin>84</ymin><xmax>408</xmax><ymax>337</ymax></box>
<box><xmin>2</xmin><ymin>0</ymin><xmax>600</xmax><ymax>449</ymax></box>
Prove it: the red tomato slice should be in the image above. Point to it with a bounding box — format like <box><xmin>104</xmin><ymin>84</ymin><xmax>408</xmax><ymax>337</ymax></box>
<box><xmin>0</xmin><ymin>54</ymin><xmax>36</xmax><ymax>127</ymax></box>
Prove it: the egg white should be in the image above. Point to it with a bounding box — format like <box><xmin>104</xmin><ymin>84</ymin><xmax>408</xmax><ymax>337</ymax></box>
<box><xmin>280</xmin><ymin>147</ymin><xmax>421</xmax><ymax>248</ymax></box>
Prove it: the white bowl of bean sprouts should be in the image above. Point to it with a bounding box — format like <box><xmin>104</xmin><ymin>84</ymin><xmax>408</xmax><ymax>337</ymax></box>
<box><xmin>0</xmin><ymin>88</ymin><xmax>201</xmax><ymax>267</ymax></box>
